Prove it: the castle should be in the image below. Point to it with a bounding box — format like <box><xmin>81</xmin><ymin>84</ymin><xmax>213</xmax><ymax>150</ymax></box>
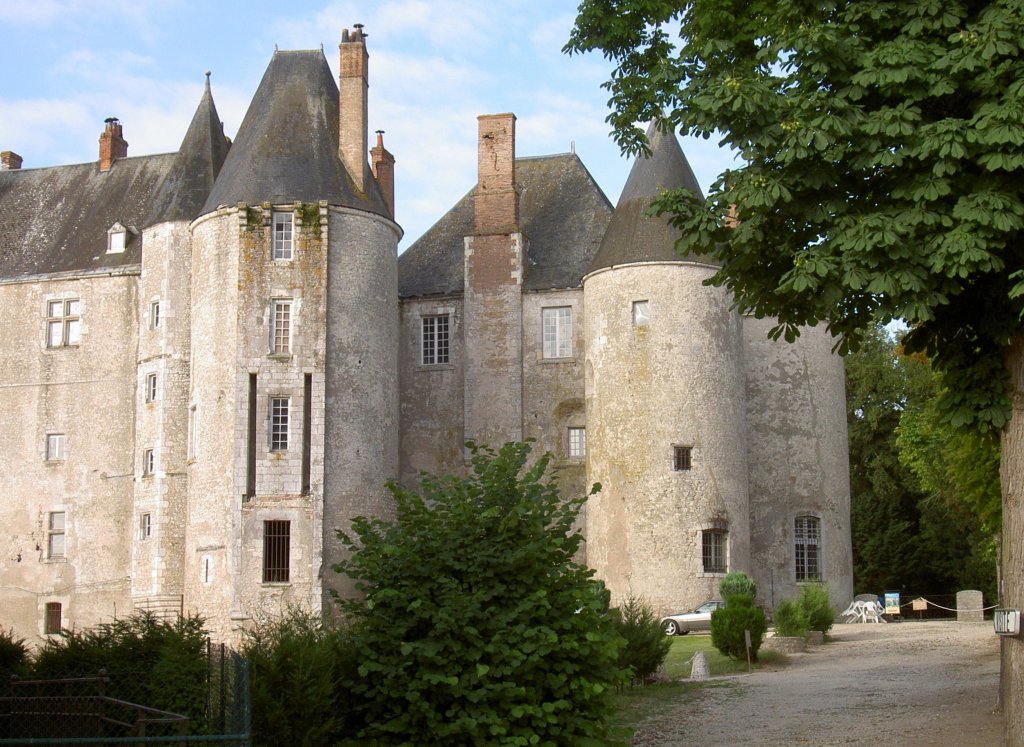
<box><xmin>0</xmin><ymin>29</ymin><xmax>852</xmax><ymax>644</ymax></box>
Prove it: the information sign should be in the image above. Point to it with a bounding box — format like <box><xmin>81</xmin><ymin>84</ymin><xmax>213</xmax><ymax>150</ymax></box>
<box><xmin>995</xmin><ymin>609</ymin><xmax>1020</xmax><ymax>636</ymax></box>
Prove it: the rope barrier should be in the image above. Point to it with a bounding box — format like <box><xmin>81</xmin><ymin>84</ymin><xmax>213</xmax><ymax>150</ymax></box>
<box><xmin>895</xmin><ymin>598</ymin><xmax>998</xmax><ymax>613</ymax></box>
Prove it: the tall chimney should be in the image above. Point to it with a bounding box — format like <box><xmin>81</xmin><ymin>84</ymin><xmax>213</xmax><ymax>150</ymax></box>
<box><xmin>1</xmin><ymin>151</ymin><xmax>23</xmax><ymax>170</ymax></box>
<box><xmin>370</xmin><ymin>130</ymin><xmax>395</xmax><ymax>218</ymax></box>
<box><xmin>474</xmin><ymin>113</ymin><xmax>518</xmax><ymax>233</ymax></box>
<box><xmin>99</xmin><ymin>118</ymin><xmax>128</xmax><ymax>172</ymax></box>
<box><xmin>339</xmin><ymin>25</ymin><xmax>369</xmax><ymax>191</ymax></box>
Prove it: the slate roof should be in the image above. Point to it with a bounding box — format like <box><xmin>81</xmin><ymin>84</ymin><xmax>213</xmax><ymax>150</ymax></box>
<box><xmin>0</xmin><ymin>80</ymin><xmax>230</xmax><ymax>280</ymax></box>
<box><xmin>398</xmin><ymin>153</ymin><xmax>613</xmax><ymax>297</ymax></box>
<box><xmin>202</xmin><ymin>50</ymin><xmax>389</xmax><ymax>217</ymax></box>
<box><xmin>588</xmin><ymin>123</ymin><xmax>710</xmax><ymax>274</ymax></box>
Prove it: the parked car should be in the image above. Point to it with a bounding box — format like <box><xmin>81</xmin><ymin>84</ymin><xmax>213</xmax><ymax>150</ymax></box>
<box><xmin>661</xmin><ymin>600</ymin><xmax>725</xmax><ymax>635</ymax></box>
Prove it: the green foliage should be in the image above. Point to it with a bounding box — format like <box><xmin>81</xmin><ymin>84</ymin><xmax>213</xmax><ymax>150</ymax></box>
<box><xmin>242</xmin><ymin>609</ymin><xmax>360</xmax><ymax>747</ymax></box>
<box><xmin>0</xmin><ymin>626</ymin><xmax>29</xmax><ymax>677</ymax></box>
<box><xmin>718</xmin><ymin>572</ymin><xmax>756</xmax><ymax>599</ymax></box>
<box><xmin>30</xmin><ymin>612</ymin><xmax>208</xmax><ymax>722</ymax></box>
<box><xmin>334</xmin><ymin>440</ymin><xmax>627</xmax><ymax>746</ymax></box>
<box><xmin>798</xmin><ymin>583</ymin><xmax>836</xmax><ymax>634</ymax></box>
<box><xmin>710</xmin><ymin>594</ymin><xmax>767</xmax><ymax>661</ymax></box>
<box><xmin>567</xmin><ymin>0</ymin><xmax>1024</xmax><ymax>432</ymax></box>
<box><xmin>772</xmin><ymin>599</ymin><xmax>809</xmax><ymax>638</ymax></box>
<box><xmin>611</xmin><ymin>596</ymin><xmax>673</xmax><ymax>684</ymax></box>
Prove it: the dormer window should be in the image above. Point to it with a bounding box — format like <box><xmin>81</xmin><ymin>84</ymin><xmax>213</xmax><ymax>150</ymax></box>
<box><xmin>107</xmin><ymin>222</ymin><xmax>128</xmax><ymax>254</ymax></box>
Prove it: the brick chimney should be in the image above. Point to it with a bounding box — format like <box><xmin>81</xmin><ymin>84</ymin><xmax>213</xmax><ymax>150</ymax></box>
<box><xmin>339</xmin><ymin>25</ymin><xmax>369</xmax><ymax>191</ymax></box>
<box><xmin>99</xmin><ymin>118</ymin><xmax>128</xmax><ymax>172</ymax></box>
<box><xmin>474</xmin><ymin>113</ymin><xmax>518</xmax><ymax>233</ymax></box>
<box><xmin>370</xmin><ymin>130</ymin><xmax>395</xmax><ymax>217</ymax></box>
<box><xmin>1</xmin><ymin>151</ymin><xmax>23</xmax><ymax>170</ymax></box>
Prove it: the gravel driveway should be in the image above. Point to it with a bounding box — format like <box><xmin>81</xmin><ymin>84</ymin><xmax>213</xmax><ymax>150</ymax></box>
<box><xmin>632</xmin><ymin>621</ymin><xmax>1002</xmax><ymax>746</ymax></box>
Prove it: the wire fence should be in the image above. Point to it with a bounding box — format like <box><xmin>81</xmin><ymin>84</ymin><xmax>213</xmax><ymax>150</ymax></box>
<box><xmin>0</xmin><ymin>643</ymin><xmax>249</xmax><ymax>746</ymax></box>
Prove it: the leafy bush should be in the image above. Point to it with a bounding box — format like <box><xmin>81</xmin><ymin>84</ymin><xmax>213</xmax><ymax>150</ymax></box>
<box><xmin>799</xmin><ymin>582</ymin><xmax>836</xmax><ymax>634</ymax></box>
<box><xmin>611</xmin><ymin>595</ymin><xmax>672</xmax><ymax>684</ymax></box>
<box><xmin>0</xmin><ymin>626</ymin><xmax>29</xmax><ymax>677</ymax></box>
<box><xmin>243</xmin><ymin>608</ymin><xmax>360</xmax><ymax>747</ymax></box>
<box><xmin>710</xmin><ymin>594</ymin><xmax>767</xmax><ymax>661</ymax></box>
<box><xmin>334</xmin><ymin>440</ymin><xmax>627</xmax><ymax>745</ymax></box>
<box><xmin>772</xmin><ymin>599</ymin><xmax>809</xmax><ymax>638</ymax></box>
<box><xmin>719</xmin><ymin>572</ymin><xmax>757</xmax><ymax>599</ymax></box>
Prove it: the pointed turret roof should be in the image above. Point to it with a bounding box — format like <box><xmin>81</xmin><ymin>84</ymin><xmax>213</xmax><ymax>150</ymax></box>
<box><xmin>202</xmin><ymin>50</ymin><xmax>389</xmax><ymax>216</ymax></box>
<box><xmin>588</xmin><ymin>123</ymin><xmax>709</xmax><ymax>273</ymax></box>
<box><xmin>147</xmin><ymin>72</ymin><xmax>231</xmax><ymax>223</ymax></box>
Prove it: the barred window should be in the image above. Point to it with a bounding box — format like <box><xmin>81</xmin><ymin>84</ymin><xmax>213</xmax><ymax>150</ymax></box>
<box><xmin>270</xmin><ymin>398</ymin><xmax>289</xmax><ymax>451</ymax></box>
<box><xmin>568</xmin><ymin>427</ymin><xmax>586</xmax><ymax>459</ymax></box>
<box><xmin>47</xmin><ymin>299</ymin><xmax>81</xmax><ymax>348</ymax></box>
<box><xmin>48</xmin><ymin>512</ymin><xmax>65</xmax><ymax>559</ymax></box>
<box><xmin>44</xmin><ymin>602</ymin><xmax>62</xmax><ymax>635</ymax></box>
<box><xmin>272</xmin><ymin>299</ymin><xmax>292</xmax><ymax>354</ymax></box>
<box><xmin>702</xmin><ymin>528</ymin><xmax>728</xmax><ymax>573</ymax></box>
<box><xmin>421</xmin><ymin>315</ymin><xmax>450</xmax><ymax>365</ymax></box>
<box><xmin>263</xmin><ymin>520</ymin><xmax>291</xmax><ymax>583</ymax></box>
<box><xmin>673</xmin><ymin>446</ymin><xmax>692</xmax><ymax>471</ymax></box>
<box><xmin>272</xmin><ymin>212</ymin><xmax>293</xmax><ymax>260</ymax></box>
<box><xmin>542</xmin><ymin>307</ymin><xmax>572</xmax><ymax>358</ymax></box>
<box><xmin>795</xmin><ymin>516</ymin><xmax>822</xmax><ymax>581</ymax></box>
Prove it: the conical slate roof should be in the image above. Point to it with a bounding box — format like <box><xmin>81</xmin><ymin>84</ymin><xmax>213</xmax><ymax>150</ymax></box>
<box><xmin>147</xmin><ymin>73</ymin><xmax>231</xmax><ymax>223</ymax></box>
<box><xmin>588</xmin><ymin>123</ymin><xmax>709</xmax><ymax>273</ymax></box>
<box><xmin>202</xmin><ymin>50</ymin><xmax>388</xmax><ymax>216</ymax></box>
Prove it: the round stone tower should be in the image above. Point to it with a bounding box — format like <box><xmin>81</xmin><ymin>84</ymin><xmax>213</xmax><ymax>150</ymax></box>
<box><xmin>583</xmin><ymin>125</ymin><xmax>750</xmax><ymax>614</ymax></box>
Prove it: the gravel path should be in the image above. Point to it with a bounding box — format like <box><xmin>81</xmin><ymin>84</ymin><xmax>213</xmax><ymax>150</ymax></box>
<box><xmin>632</xmin><ymin>621</ymin><xmax>1002</xmax><ymax>746</ymax></box>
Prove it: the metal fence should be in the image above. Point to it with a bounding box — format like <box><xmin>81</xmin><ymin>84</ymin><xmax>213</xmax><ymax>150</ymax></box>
<box><xmin>0</xmin><ymin>643</ymin><xmax>249</xmax><ymax>746</ymax></box>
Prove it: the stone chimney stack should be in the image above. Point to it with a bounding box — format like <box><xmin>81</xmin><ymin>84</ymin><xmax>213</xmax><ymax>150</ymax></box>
<box><xmin>339</xmin><ymin>25</ymin><xmax>369</xmax><ymax>191</ymax></box>
<box><xmin>99</xmin><ymin>118</ymin><xmax>128</xmax><ymax>172</ymax></box>
<box><xmin>474</xmin><ymin>113</ymin><xmax>518</xmax><ymax>233</ymax></box>
<box><xmin>1</xmin><ymin>151</ymin><xmax>23</xmax><ymax>170</ymax></box>
<box><xmin>370</xmin><ymin>130</ymin><xmax>395</xmax><ymax>218</ymax></box>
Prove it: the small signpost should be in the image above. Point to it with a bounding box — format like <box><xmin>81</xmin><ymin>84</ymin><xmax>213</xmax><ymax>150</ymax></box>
<box><xmin>995</xmin><ymin>609</ymin><xmax>1020</xmax><ymax>637</ymax></box>
<box><xmin>884</xmin><ymin>591</ymin><xmax>901</xmax><ymax>618</ymax></box>
<box><xmin>744</xmin><ymin>629</ymin><xmax>752</xmax><ymax>672</ymax></box>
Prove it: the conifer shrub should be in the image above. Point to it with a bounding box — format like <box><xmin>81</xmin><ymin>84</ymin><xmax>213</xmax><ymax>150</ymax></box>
<box><xmin>799</xmin><ymin>582</ymin><xmax>836</xmax><ymax>634</ymax></box>
<box><xmin>772</xmin><ymin>598</ymin><xmax>809</xmax><ymax>638</ymax></box>
<box><xmin>611</xmin><ymin>595</ymin><xmax>672</xmax><ymax>684</ymax></box>
<box><xmin>334</xmin><ymin>440</ymin><xmax>627</xmax><ymax>746</ymax></box>
<box><xmin>710</xmin><ymin>594</ymin><xmax>767</xmax><ymax>661</ymax></box>
<box><xmin>718</xmin><ymin>571</ymin><xmax>757</xmax><ymax>599</ymax></box>
<box><xmin>0</xmin><ymin>626</ymin><xmax>29</xmax><ymax>677</ymax></box>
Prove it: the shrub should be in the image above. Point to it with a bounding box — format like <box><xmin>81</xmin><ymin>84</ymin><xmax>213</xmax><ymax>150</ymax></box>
<box><xmin>0</xmin><ymin>626</ymin><xmax>29</xmax><ymax>677</ymax></box>
<box><xmin>719</xmin><ymin>572</ymin><xmax>757</xmax><ymax>599</ymax></box>
<box><xmin>710</xmin><ymin>594</ymin><xmax>767</xmax><ymax>661</ymax></box>
<box><xmin>334</xmin><ymin>440</ymin><xmax>627</xmax><ymax>745</ymax></box>
<box><xmin>799</xmin><ymin>582</ymin><xmax>836</xmax><ymax>634</ymax></box>
<box><xmin>243</xmin><ymin>608</ymin><xmax>360</xmax><ymax>746</ymax></box>
<box><xmin>772</xmin><ymin>599</ymin><xmax>809</xmax><ymax>638</ymax></box>
<box><xmin>611</xmin><ymin>595</ymin><xmax>672</xmax><ymax>684</ymax></box>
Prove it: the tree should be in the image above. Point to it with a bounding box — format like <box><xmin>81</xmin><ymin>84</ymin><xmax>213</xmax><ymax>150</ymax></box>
<box><xmin>566</xmin><ymin>2</ymin><xmax>1024</xmax><ymax>739</ymax></box>
<box><xmin>333</xmin><ymin>441</ymin><xmax>626</xmax><ymax>746</ymax></box>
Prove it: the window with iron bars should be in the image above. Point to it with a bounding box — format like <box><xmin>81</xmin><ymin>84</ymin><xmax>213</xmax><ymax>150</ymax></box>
<box><xmin>263</xmin><ymin>520</ymin><xmax>290</xmax><ymax>583</ymax></box>
<box><xmin>795</xmin><ymin>515</ymin><xmax>822</xmax><ymax>581</ymax></box>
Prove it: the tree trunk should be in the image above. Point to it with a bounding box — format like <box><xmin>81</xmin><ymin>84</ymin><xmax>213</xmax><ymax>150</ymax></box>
<box><xmin>1002</xmin><ymin>335</ymin><xmax>1024</xmax><ymax>744</ymax></box>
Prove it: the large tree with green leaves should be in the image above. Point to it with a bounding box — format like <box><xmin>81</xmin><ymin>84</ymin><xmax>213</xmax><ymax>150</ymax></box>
<box><xmin>567</xmin><ymin>1</ymin><xmax>1024</xmax><ymax>738</ymax></box>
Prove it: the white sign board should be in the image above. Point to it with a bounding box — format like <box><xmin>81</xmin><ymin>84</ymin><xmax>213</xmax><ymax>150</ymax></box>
<box><xmin>994</xmin><ymin>608</ymin><xmax>1020</xmax><ymax>636</ymax></box>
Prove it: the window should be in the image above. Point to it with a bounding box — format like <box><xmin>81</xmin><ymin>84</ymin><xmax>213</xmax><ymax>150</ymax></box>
<box><xmin>673</xmin><ymin>446</ymin><xmax>692</xmax><ymax>471</ymax></box>
<box><xmin>142</xmin><ymin>448</ymin><xmax>155</xmax><ymax>476</ymax></box>
<box><xmin>632</xmin><ymin>300</ymin><xmax>650</xmax><ymax>326</ymax></box>
<box><xmin>46</xmin><ymin>433</ymin><xmax>66</xmax><ymax>461</ymax></box>
<box><xmin>263</xmin><ymin>520</ymin><xmax>291</xmax><ymax>583</ymax></box>
<box><xmin>139</xmin><ymin>513</ymin><xmax>152</xmax><ymax>540</ymax></box>
<box><xmin>188</xmin><ymin>406</ymin><xmax>198</xmax><ymax>460</ymax></box>
<box><xmin>272</xmin><ymin>212</ymin><xmax>293</xmax><ymax>260</ymax></box>
<box><xmin>145</xmin><ymin>373</ymin><xmax>158</xmax><ymax>403</ymax></box>
<box><xmin>795</xmin><ymin>516</ymin><xmax>821</xmax><ymax>581</ymax></box>
<box><xmin>271</xmin><ymin>299</ymin><xmax>292</xmax><ymax>354</ymax></box>
<box><xmin>568</xmin><ymin>427</ymin><xmax>586</xmax><ymax>459</ymax></box>
<box><xmin>47</xmin><ymin>512</ymin><xmax>65</xmax><ymax>559</ymax></box>
<box><xmin>44</xmin><ymin>602</ymin><xmax>62</xmax><ymax>634</ymax></box>
<box><xmin>107</xmin><ymin>223</ymin><xmax>127</xmax><ymax>254</ymax></box>
<box><xmin>542</xmin><ymin>306</ymin><xmax>572</xmax><ymax>358</ymax></box>
<box><xmin>421</xmin><ymin>314</ymin><xmax>450</xmax><ymax>365</ymax></box>
<box><xmin>702</xmin><ymin>528</ymin><xmax>728</xmax><ymax>573</ymax></box>
<box><xmin>270</xmin><ymin>398</ymin><xmax>289</xmax><ymax>451</ymax></box>
<box><xmin>47</xmin><ymin>299</ymin><xmax>81</xmax><ymax>348</ymax></box>
<box><xmin>149</xmin><ymin>301</ymin><xmax>161</xmax><ymax>329</ymax></box>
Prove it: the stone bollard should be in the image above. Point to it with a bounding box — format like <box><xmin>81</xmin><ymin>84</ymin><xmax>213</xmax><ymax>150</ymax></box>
<box><xmin>690</xmin><ymin>650</ymin><xmax>710</xmax><ymax>680</ymax></box>
<box><xmin>957</xmin><ymin>590</ymin><xmax>984</xmax><ymax>622</ymax></box>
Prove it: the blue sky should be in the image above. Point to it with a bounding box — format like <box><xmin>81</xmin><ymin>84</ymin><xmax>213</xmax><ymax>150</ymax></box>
<box><xmin>0</xmin><ymin>0</ymin><xmax>736</xmax><ymax>249</ymax></box>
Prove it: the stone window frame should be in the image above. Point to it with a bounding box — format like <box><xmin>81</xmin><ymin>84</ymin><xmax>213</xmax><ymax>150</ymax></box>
<box><xmin>142</xmin><ymin>448</ymin><xmax>155</xmax><ymax>477</ymax></box>
<box><xmin>188</xmin><ymin>405</ymin><xmax>199</xmax><ymax>461</ymax></box>
<box><xmin>47</xmin><ymin>510</ymin><xmax>66</xmax><ymax>560</ymax></box>
<box><xmin>701</xmin><ymin>521</ymin><xmax>728</xmax><ymax>575</ymax></box>
<box><xmin>139</xmin><ymin>512</ymin><xmax>152</xmax><ymax>541</ymax></box>
<box><xmin>44</xmin><ymin>601</ymin><xmax>62</xmax><ymax>635</ymax></box>
<box><xmin>269</xmin><ymin>397</ymin><xmax>290</xmax><ymax>452</ymax></box>
<box><xmin>45</xmin><ymin>433</ymin><xmax>66</xmax><ymax>461</ymax></box>
<box><xmin>46</xmin><ymin>298</ymin><xmax>81</xmax><ymax>348</ymax></box>
<box><xmin>673</xmin><ymin>445</ymin><xmax>693</xmax><ymax>471</ymax></box>
<box><xmin>541</xmin><ymin>306</ymin><xmax>573</xmax><ymax>359</ymax></box>
<box><xmin>632</xmin><ymin>299</ymin><xmax>651</xmax><ymax>326</ymax></box>
<box><xmin>149</xmin><ymin>300</ymin><xmax>161</xmax><ymax>330</ymax></box>
<box><xmin>270</xmin><ymin>298</ymin><xmax>293</xmax><ymax>356</ymax></box>
<box><xmin>794</xmin><ymin>513</ymin><xmax>823</xmax><ymax>582</ymax></box>
<box><xmin>262</xmin><ymin>519</ymin><xmax>291</xmax><ymax>584</ymax></box>
<box><xmin>272</xmin><ymin>211</ymin><xmax>294</xmax><ymax>261</ymax></box>
<box><xmin>107</xmin><ymin>222</ymin><xmax>129</xmax><ymax>254</ymax></box>
<box><xmin>145</xmin><ymin>372</ymin><xmax>158</xmax><ymax>403</ymax></box>
<box><xmin>567</xmin><ymin>426</ymin><xmax>586</xmax><ymax>459</ymax></box>
<box><xmin>421</xmin><ymin>313</ymin><xmax>450</xmax><ymax>365</ymax></box>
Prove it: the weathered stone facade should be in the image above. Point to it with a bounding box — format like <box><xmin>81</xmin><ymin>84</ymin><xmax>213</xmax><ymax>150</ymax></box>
<box><xmin>0</xmin><ymin>30</ymin><xmax>852</xmax><ymax>645</ymax></box>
